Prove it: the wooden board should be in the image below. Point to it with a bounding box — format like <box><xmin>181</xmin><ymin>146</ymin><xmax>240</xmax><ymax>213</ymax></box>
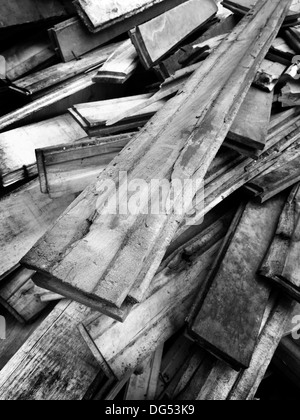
<box><xmin>36</xmin><ymin>133</ymin><xmax>135</xmax><ymax>197</ymax></box>
<box><xmin>245</xmin><ymin>151</ymin><xmax>300</xmax><ymax>203</ymax></box>
<box><xmin>280</xmin><ymin>80</ymin><xmax>300</xmax><ymax>106</ymax></box>
<box><xmin>0</xmin><ymin>114</ymin><xmax>86</xmax><ymax>188</ymax></box>
<box><xmin>0</xmin><ymin>300</ymin><xmax>101</xmax><ymax>400</ymax></box>
<box><xmin>253</xmin><ymin>59</ymin><xmax>287</xmax><ymax>92</ymax></box>
<box><xmin>74</xmin><ymin>0</ymin><xmax>191</xmax><ymax>33</ymax></box>
<box><xmin>129</xmin><ymin>0</ymin><xmax>217</xmax><ymax>69</ymax></box>
<box><xmin>260</xmin><ymin>184</ymin><xmax>300</xmax><ymax>303</ymax></box>
<box><xmin>227</xmin><ymin>87</ymin><xmax>273</xmax><ymax>150</ymax></box>
<box><xmin>93</xmin><ymin>40</ymin><xmax>138</xmax><ymax>84</ymax></box>
<box><xmin>0</xmin><ymin>0</ymin><xmax>72</xmax><ymax>29</ymax></box>
<box><xmin>2</xmin><ymin>34</ymin><xmax>56</xmax><ymax>82</ymax></box>
<box><xmin>0</xmin><ymin>180</ymin><xmax>76</xmax><ymax>281</ymax></box>
<box><xmin>14</xmin><ymin>42</ymin><xmax>120</xmax><ymax>95</ymax></box>
<box><xmin>189</xmin><ymin>196</ymin><xmax>285</xmax><ymax>370</ymax></box>
<box><xmin>22</xmin><ymin>0</ymin><xmax>290</xmax><ymax>311</ymax></box>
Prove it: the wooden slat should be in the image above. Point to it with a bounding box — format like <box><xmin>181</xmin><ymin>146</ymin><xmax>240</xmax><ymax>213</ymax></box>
<box><xmin>14</xmin><ymin>42</ymin><xmax>120</xmax><ymax>95</ymax></box>
<box><xmin>129</xmin><ymin>0</ymin><xmax>217</xmax><ymax>69</ymax></box>
<box><xmin>22</xmin><ymin>0</ymin><xmax>290</xmax><ymax>311</ymax></box>
<box><xmin>93</xmin><ymin>40</ymin><xmax>138</xmax><ymax>84</ymax></box>
<box><xmin>74</xmin><ymin>0</ymin><xmax>191</xmax><ymax>33</ymax></box>
<box><xmin>189</xmin><ymin>196</ymin><xmax>285</xmax><ymax>370</ymax></box>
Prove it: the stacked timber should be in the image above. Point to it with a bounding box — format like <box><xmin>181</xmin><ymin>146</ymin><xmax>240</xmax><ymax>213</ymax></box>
<box><xmin>0</xmin><ymin>0</ymin><xmax>300</xmax><ymax>402</ymax></box>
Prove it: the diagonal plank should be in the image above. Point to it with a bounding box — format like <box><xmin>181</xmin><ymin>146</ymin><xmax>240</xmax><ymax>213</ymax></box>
<box><xmin>22</xmin><ymin>0</ymin><xmax>292</xmax><ymax>310</ymax></box>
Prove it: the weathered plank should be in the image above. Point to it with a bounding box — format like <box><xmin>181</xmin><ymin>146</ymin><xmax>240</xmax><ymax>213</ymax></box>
<box><xmin>0</xmin><ymin>114</ymin><xmax>86</xmax><ymax>188</ymax></box>
<box><xmin>0</xmin><ymin>180</ymin><xmax>76</xmax><ymax>281</ymax></box>
<box><xmin>280</xmin><ymin>80</ymin><xmax>300</xmax><ymax>107</ymax></box>
<box><xmin>74</xmin><ymin>0</ymin><xmax>191</xmax><ymax>33</ymax></box>
<box><xmin>93</xmin><ymin>40</ymin><xmax>138</xmax><ymax>84</ymax></box>
<box><xmin>189</xmin><ymin>196</ymin><xmax>285</xmax><ymax>370</ymax></box>
<box><xmin>260</xmin><ymin>184</ymin><xmax>300</xmax><ymax>303</ymax></box>
<box><xmin>129</xmin><ymin>0</ymin><xmax>217</xmax><ymax>69</ymax></box>
<box><xmin>22</xmin><ymin>0</ymin><xmax>290</xmax><ymax>311</ymax></box>
<box><xmin>36</xmin><ymin>133</ymin><xmax>135</xmax><ymax>197</ymax></box>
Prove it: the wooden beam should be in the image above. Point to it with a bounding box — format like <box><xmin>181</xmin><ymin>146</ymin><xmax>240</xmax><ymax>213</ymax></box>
<box><xmin>188</xmin><ymin>196</ymin><xmax>285</xmax><ymax>370</ymax></box>
<box><xmin>92</xmin><ymin>40</ymin><xmax>138</xmax><ymax>84</ymax></box>
<box><xmin>129</xmin><ymin>0</ymin><xmax>217</xmax><ymax>69</ymax></box>
<box><xmin>22</xmin><ymin>0</ymin><xmax>290</xmax><ymax>311</ymax></box>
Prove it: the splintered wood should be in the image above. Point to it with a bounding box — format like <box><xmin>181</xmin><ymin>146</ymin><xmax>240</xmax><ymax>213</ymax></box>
<box><xmin>22</xmin><ymin>0</ymin><xmax>291</xmax><ymax>312</ymax></box>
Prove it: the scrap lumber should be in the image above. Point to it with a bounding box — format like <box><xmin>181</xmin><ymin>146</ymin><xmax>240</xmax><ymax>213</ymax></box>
<box><xmin>283</xmin><ymin>26</ymin><xmax>300</xmax><ymax>53</ymax></box>
<box><xmin>273</xmin><ymin>334</ymin><xmax>300</xmax><ymax>389</ymax></box>
<box><xmin>188</xmin><ymin>195</ymin><xmax>285</xmax><ymax>370</ymax></box>
<box><xmin>227</xmin><ymin>87</ymin><xmax>273</xmax><ymax>150</ymax></box>
<box><xmin>124</xmin><ymin>346</ymin><xmax>163</xmax><ymax>400</ymax></box>
<box><xmin>22</xmin><ymin>0</ymin><xmax>291</xmax><ymax>311</ymax></box>
<box><xmin>74</xmin><ymin>0</ymin><xmax>191</xmax><ymax>34</ymax></box>
<box><xmin>2</xmin><ymin>34</ymin><xmax>56</xmax><ymax>82</ymax></box>
<box><xmin>260</xmin><ymin>184</ymin><xmax>300</xmax><ymax>303</ymax></box>
<box><xmin>69</xmin><ymin>93</ymin><xmax>167</xmax><ymax>135</ymax></box>
<box><xmin>36</xmin><ymin>133</ymin><xmax>135</xmax><ymax>198</ymax></box>
<box><xmin>14</xmin><ymin>42</ymin><xmax>120</xmax><ymax>96</ymax></box>
<box><xmin>92</xmin><ymin>40</ymin><xmax>138</xmax><ymax>84</ymax></box>
<box><xmin>0</xmin><ymin>114</ymin><xmax>86</xmax><ymax>188</ymax></box>
<box><xmin>0</xmin><ymin>0</ymin><xmax>73</xmax><ymax>29</ymax></box>
<box><xmin>253</xmin><ymin>59</ymin><xmax>287</xmax><ymax>92</ymax></box>
<box><xmin>0</xmin><ymin>300</ymin><xmax>100</xmax><ymax>400</ymax></box>
<box><xmin>270</xmin><ymin>37</ymin><xmax>296</xmax><ymax>64</ymax></box>
<box><xmin>129</xmin><ymin>0</ymin><xmax>218</xmax><ymax>69</ymax></box>
<box><xmin>79</xmin><ymin>234</ymin><xmax>224</xmax><ymax>379</ymax></box>
<box><xmin>279</xmin><ymin>80</ymin><xmax>300</xmax><ymax>107</ymax></box>
<box><xmin>0</xmin><ymin>267</ymin><xmax>48</xmax><ymax>324</ymax></box>
<box><xmin>0</xmin><ymin>307</ymin><xmax>52</xmax><ymax>371</ymax></box>
<box><xmin>0</xmin><ymin>179</ymin><xmax>76</xmax><ymax>281</ymax></box>
<box><xmin>244</xmin><ymin>150</ymin><xmax>300</xmax><ymax>203</ymax></box>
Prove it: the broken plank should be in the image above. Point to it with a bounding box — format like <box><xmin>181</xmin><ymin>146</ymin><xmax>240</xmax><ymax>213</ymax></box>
<box><xmin>0</xmin><ymin>300</ymin><xmax>100</xmax><ymax>400</ymax></box>
<box><xmin>74</xmin><ymin>0</ymin><xmax>191</xmax><ymax>33</ymax></box>
<box><xmin>22</xmin><ymin>0</ymin><xmax>290</xmax><ymax>311</ymax></box>
<box><xmin>0</xmin><ymin>179</ymin><xmax>76</xmax><ymax>281</ymax></box>
<box><xmin>189</xmin><ymin>196</ymin><xmax>285</xmax><ymax>370</ymax></box>
<box><xmin>129</xmin><ymin>0</ymin><xmax>217</xmax><ymax>69</ymax></box>
<box><xmin>93</xmin><ymin>39</ymin><xmax>138</xmax><ymax>84</ymax></box>
<box><xmin>0</xmin><ymin>113</ymin><xmax>86</xmax><ymax>188</ymax></box>
<box><xmin>227</xmin><ymin>87</ymin><xmax>273</xmax><ymax>150</ymax></box>
<box><xmin>36</xmin><ymin>133</ymin><xmax>135</xmax><ymax>197</ymax></box>
<box><xmin>14</xmin><ymin>42</ymin><xmax>120</xmax><ymax>95</ymax></box>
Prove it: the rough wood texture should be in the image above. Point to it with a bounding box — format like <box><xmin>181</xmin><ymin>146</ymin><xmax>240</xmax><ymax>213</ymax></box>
<box><xmin>15</xmin><ymin>42</ymin><xmax>120</xmax><ymax>95</ymax></box>
<box><xmin>74</xmin><ymin>0</ymin><xmax>190</xmax><ymax>33</ymax></box>
<box><xmin>129</xmin><ymin>0</ymin><xmax>217</xmax><ymax>69</ymax></box>
<box><xmin>22</xmin><ymin>0</ymin><xmax>290</xmax><ymax>311</ymax></box>
<box><xmin>0</xmin><ymin>180</ymin><xmax>76</xmax><ymax>281</ymax></box>
<box><xmin>0</xmin><ymin>114</ymin><xmax>86</xmax><ymax>187</ymax></box>
<box><xmin>260</xmin><ymin>184</ymin><xmax>300</xmax><ymax>303</ymax></box>
<box><xmin>253</xmin><ymin>59</ymin><xmax>287</xmax><ymax>92</ymax></box>
<box><xmin>227</xmin><ymin>87</ymin><xmax>273</xmax><ymax>150</ymax></box>
<box><xmin>0</xmin><ymin>300</ymin><xmax>100</xmax><ymax>400</ymax></box>
<box><xmin>189</xmin><ymin>196</ymin><xmax>285</xmax><ymax>370</ymax></box>
<box><xmin>280</xmin><ymin>80</ymin><xmax>300</xmax><ymax>107</ymax></box>
<box><xmin>93</xmin><ymin>40</ymin><xmax>138</xmax><ymax>84</ymax></box>
<box><xmin>36</xmin><ymin>133</ymin><xmax>135</xmax><ymax>198</ymax></box>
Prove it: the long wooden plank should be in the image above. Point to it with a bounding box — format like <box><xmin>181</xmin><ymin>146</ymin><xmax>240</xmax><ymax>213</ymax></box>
<box><xmin>129</xmin><ymin>0</ymin><xmax>217</xmax><ymax>69</ymax></box>
<box><xmin>260</xmin><ymin>184</ymin><xmax>300</xmax><ymax>303</ymax></box>
<box><xmin>36</xmin><ymin>133</ymin><xmax>136</xmax><ymax>197</ymax></box>
<box><xmin>0</xmin><ymin>180</ymin><xmax>76</xmax><ymax>281</ymax></box>
<box><xmin>74</xmin><ymin>0</ymin><xmax>191</xmax><ymax>33</ymax></box>
<box><xmin>189</xmin><ymin>196</ymin><xmax>285</xmax><ymax>370</ymax></box>
<box><xmin>93</xmin><ymin>40</ymin><xmax>138</xmax><ymax>84</ymax></box>
<box><xmin>14</xmin><ymin>42</ymin><xmax>120</xmax><ymax>95</ymax></box>
<box><xmin>0</xmin><ymin>114</ymin><xmax>86</xmax><ymax>188</ymax></box>
<box><xmin>22</xmin><ymin>0</ymin><xmax>290</xmax><ymax>311</ymax></box>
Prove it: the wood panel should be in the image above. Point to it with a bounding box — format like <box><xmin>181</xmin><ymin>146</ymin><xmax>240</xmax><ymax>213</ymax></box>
<box><xmin>22</xmin><ymin>0</ymin><xmax>290</xmax><ymax>311</ymax></box>
<box><xmin>129</xmin><ymin>0</ymin><xmax>217</xmax><ymax>68</ymax></box>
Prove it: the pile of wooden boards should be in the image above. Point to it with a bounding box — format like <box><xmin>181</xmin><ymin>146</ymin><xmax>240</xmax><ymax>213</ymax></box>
<box><xmin>1</xmin><ymin>0</ymin><xmax>300</xmax><ymax>401</ymax></box>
